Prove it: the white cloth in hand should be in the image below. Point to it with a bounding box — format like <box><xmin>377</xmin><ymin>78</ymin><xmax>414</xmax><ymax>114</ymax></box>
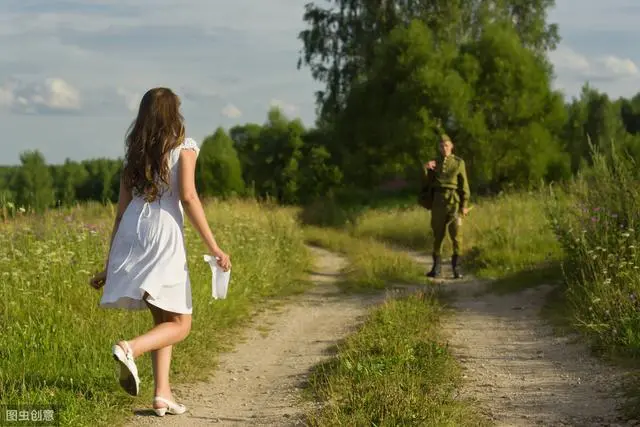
<box><xmin>203</xmin><ymin>255</ymin><xmax>231</xmax><ymax>300</ymax></box>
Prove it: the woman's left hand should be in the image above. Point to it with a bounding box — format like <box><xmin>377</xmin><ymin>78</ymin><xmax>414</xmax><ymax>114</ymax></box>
<box><xmin>89</xmin><ymin>270</ymin><xmax>107</xmax><ymax>290</ymax></box>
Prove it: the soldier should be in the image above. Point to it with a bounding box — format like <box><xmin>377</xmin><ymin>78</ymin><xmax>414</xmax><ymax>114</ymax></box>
<box><xmin>424</xmin><ymin>134</ymin><xmax>470</xmax><ymax>279</ymax></box>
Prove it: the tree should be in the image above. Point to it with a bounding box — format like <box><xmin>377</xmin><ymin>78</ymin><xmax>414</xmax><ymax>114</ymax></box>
<box><xmin>11</xmin><ymin>150</ymin><xmax>55</xmax><ymax>212</ymax></box>
<box><xmin>195</xmin><ymin>128</ymin><xmax>245</xmax><ymax>198</ymax></box>
<box><xmin>563</xmin><ymin>84</ymin><xmax>633</xmax><ymax>173</ymax></box>
<box><xmin>619</xmin><ymin>92</ymin><xmax>640</xmax><ymax>135</ymax></box>
<box><xmin>297</xmin><ymin>0</ymin><xmax>560</xmax><ymax>125</ymax></box>
<box><xmin>229</xmin><ymin>122</ymin><xmax>263</xmax><ymax>189</ymax></box>
<box><xmin>76</xmin><ymin>159</ymin><xmax>120</xmax><ymax>203</ymax></box>
<box><xmin>252</xmin><ymin>108</ymin><xmax>305</xmax><ymax>204</ymax></box>
<box><xmin>332</xmin><ymin>19</ymin><xmax>567</xmax><ymax>189</ymax></box>
<box><xmin>52</xmin><ymin>159</ymin><xmax>89</xmax><ymax>206</ymax></box>
<box><xmin>334</xmin><ymin>19</ymin><xmax>468</xmax><ymax>186</ymax></box>
<box><xmin>453</xmin><ymin>22</ymin><xmax>567</xmax><ymax>188</ymax></box>
<box><xmin>297</xmin><ymin>128</ymin><xmax>343</xmax><ymax>203</ymax></box>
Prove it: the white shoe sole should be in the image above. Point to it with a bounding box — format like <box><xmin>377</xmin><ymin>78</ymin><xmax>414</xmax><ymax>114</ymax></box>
<box><xmin>153</xmin><ymin>396</ymin><xmax>187</xmax><ymax>417</ymax></box>
<box><xmin>112</xmin><ymin>344</ymin><xmax>140</xmax><ymax>396</ymax></box>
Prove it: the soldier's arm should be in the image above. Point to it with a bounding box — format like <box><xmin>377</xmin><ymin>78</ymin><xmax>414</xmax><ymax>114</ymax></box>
<box><xmin>457</xmin><ymin>159</ymin><xmax>471</xmax><ymax>211</ymax></box>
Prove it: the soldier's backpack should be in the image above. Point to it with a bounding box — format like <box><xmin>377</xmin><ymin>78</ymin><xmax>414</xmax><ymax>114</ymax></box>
<box><xmin>418</xmin><ymin>166</ymin><xmax>435</xmax><ymax>210</ymax></box>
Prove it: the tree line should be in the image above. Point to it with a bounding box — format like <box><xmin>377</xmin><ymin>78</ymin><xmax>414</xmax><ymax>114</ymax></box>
<box><xmin>0</xmin><ymin>108</ymin><xmax>342</xmax><ymax>213</ymax></box>
<box><xmin>2</xmin><ymin>0</ymin><xmax>640</xmax><ymax>212</ymax></box>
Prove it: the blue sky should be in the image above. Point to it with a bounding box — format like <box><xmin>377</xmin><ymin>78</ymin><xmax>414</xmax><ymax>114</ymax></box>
<box><xmin>0</xmin><ymin>0</ymin><xmax>638</xmax><ymax>165</ymax></box>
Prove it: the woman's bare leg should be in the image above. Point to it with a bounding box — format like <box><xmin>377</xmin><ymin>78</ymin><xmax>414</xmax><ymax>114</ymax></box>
<box><xmin>120</xmin><ymin>299</ymin><xmax>192</xmax><ymax>359</ymax></box>
<box><xmin>145</xmin><ymin>303</ymin><xmax>176</xmax><ymax>406</ymax></box>
<box><xmin>115</xmin><ymin>295</ymin><xmax>191</xmax><ymax>402</ymax></box>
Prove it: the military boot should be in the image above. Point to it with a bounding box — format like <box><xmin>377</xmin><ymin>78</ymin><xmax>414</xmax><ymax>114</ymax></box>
<box><xmin>426</xmin><ymin>254</ymin><xmax>441</xmax><ymax>278</ymax></box>
<box><xmin>452</xmin><ymin>254</ymin><xmax>463</xmax><ymax>279</ymax></box>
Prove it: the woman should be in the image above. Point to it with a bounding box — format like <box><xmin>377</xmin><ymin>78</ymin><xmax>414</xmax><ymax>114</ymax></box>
<box><xmin>90</xmin><ymin>87</ymin><xmax>231</xmax><ymax>417</ymax></box>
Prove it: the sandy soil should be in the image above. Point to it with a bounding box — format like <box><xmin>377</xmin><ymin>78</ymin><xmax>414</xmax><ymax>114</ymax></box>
<box><xmin>124</xmin><ymin>248</ymin><xmax>636</xmax><ymax>427</ymax></box>
<box><xmin>126</xmin><ymin>246</ymin><xmax>384</xmax><ymax>426</ymax></box>
<box><xmin>410</xmin><ymin>252</ymin><xmax>635</xmax><ymax>427</ymax></box>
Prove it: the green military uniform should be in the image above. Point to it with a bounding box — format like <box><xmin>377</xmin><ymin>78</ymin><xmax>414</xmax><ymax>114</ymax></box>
<box><xmin>425</xmin><ymin>153</ymin><xmax>470</xmax><ymax>279</ymax></box>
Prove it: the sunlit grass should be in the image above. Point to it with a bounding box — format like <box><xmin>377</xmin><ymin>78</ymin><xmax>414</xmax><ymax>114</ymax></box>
<box><xmin>0</xmin><ymin>199</ymin><xmax>311</xmax><ymax>426</ymax></box>
<box><xmin>305</xmin><ymin>292</ymin><xmax>489</xmax><ymax>426</ymax></box>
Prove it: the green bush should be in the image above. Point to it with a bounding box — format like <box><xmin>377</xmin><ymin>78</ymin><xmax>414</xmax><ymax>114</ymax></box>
<box><xmin>196</xmin><ymin>128</ymin><xmax>245</xmax><ymax>198</ymax></box>
<box><xmin>548</xmin><ymin>145</ymin><xmax>640</xmax><ymax>355</ymax></box>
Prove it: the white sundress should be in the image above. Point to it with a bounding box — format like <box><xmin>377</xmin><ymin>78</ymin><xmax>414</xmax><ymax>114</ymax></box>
<box><xmin>100</xmin><ymin>138</ymin><xmax>200</xmax><ymax>315</ymax></box>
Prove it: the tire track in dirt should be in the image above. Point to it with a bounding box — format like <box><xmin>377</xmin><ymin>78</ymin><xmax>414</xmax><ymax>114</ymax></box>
<box><xmin>411</xmin><ymin>251</ymin><xmax>635</xmax><ymax>427</ymax></box>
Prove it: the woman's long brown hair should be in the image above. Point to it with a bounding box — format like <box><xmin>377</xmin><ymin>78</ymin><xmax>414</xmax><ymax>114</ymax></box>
<box><xmin>122</xmin><ymin>87</ymin><xmax>185</xmax><ymax>202</ymax></box>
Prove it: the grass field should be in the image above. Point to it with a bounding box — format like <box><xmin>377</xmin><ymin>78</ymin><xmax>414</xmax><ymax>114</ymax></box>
<box><xmin>301</xmin><ymin>203</ymin><xmax>489</xmax><ymax>425</ymax></box>
<box><xmin>0</xmin><ymin>199</ymin><xmax>311</xmax><ymax>426</ymax></box>
<box><xmin>303</xmin><ymin>226</ymin><xmax>425</xmax><ymax>292</ymax></box>
<box><xmin>6</xmin><ymin>183</ymin><xmax>632</xmax><ymax>425</ymax></box>
<box><xmin>305</xmin><ymin>292</ymin><xmax>489</xmax><ymax>426</ymax></box>
<box><xmin>302</xmin><ymin>189</ymin><xmax>563</xmax><ymax>291</ymax></box>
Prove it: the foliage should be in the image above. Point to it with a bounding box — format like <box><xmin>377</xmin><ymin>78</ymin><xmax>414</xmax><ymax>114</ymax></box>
<box><xmin>304</xmin><ymin>226</ymin><xmax>424</xmax><ymax>292</ymax></box>
<box><xmin>297</xmin><ymin>0</ymin><xmax>559</xmax><ymax>126</ymax></box>
<box><xmin>195</xmin><ymin>127</ymin><xmax>245</xmax><ymax>198</ymax></box>
<box><xmin>306</xmin><ymin>292</ymin><xmax>489</xmax><ymax>426</ymax></box>
<box><xmin>332</xmin><ymin>19</ymin><xmax>568</xmax><ymax>188</ymax></box>
<box><xmin>230</xmin><ymin>107</ymin><xmax>342</xmax><ymax>204</ymax></box>
<box><xmin>548</xmin><ymin>144</ymin><xmax>640</xmax><ymax>356</ymax></box>
<box><xmin>11</xmin><ymin>151</ymin><xmax>55</xmax><ymax>213</ymax></box>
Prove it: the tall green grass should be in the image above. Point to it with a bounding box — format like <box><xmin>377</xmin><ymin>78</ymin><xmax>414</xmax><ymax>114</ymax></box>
<box><xmin>304</xmin><ymin>226</ymin><xmax>424</xmax><ymax>292</ymax></box>
<box><xmin>305</xmin><ymin>292</ymin><xmax>489</xmax><ymax>426</ymax></box>
<box><xmin>302</xmin><ymin>190</ymin><xmax>562</xmax><ymax>285</ymax></box>
<box><xmin>0</xmin><ymin>199</ymin><xmax>310</xmax><ymax>426</ymax></box>
<box><xmin>548</xmin><ymin>148</ymin><xmax>640</xmax><ymax>356</ymax></box>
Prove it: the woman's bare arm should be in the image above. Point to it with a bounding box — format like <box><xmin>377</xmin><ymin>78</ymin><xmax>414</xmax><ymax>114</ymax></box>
<box><xmin>91</xmin><ymin>175</ymin><xmax>132</xmax><ymax>289</ymax></box>
<box><xmin>105</xmin><ymin>176</ymin><xmax>133</xmax><ymax>268</ymax></box>
<box><xmin>178</xmin><ymin>149</ymin><xmax>230</xmax><ymax>270</ymax></box>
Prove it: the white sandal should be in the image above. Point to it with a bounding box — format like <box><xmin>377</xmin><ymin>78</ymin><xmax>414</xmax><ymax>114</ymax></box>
<box><xmin>153</xmin><ymin>396</ymin><xmax>187</xmax><ymax>417</ymax></box>
<box><xmin>111</xmin><ymin>341</ymin><xmax>140</xmax><ymax>396</ymax></box>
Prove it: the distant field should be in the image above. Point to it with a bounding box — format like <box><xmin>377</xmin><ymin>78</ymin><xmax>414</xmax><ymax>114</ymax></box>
<box><xmin>302</xmin><ymin>189</ymin><xmax>562</xmax><ymax>285</ymax></box>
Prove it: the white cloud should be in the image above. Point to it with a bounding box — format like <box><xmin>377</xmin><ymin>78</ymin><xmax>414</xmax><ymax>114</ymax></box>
<box><xmin>0</xmin><ymin>77</ymin><xmax>81</xmax><ymax>114</ymax></box>
<box><xmin>0</xmin><ymin>0</ymin><xmax>322</xmax><ymax>163</ymax></box>
<box><xmin>0</xmin><ymin>83</ymin><xmax>15</xmax><ymax>107</ymax></box>
<box><xmin>221</xmin><ymin>104</ymin><xmax>242</xmax><ymax>119</ymax></box>
<box><xmin>550</xmin><ymin>46</ymin><xmax>639</xmax><ymax>80</ymax></box>
<box><xmin>41</xmin><ymin>78</ymin><xmax>81</xmax><ymax>109</ymax></box>
<box><xmin>600</xmin><ymin>56</ymin><xmax>638</xmax><ymax>76</ymax></box>
<box><xmin>116</xmin><ymin>88</ymin><xmax>141</xmax><ymax>112</ymax></box>
<box><xmin>549</xmin><ymin>45</ymin><xmax>640</xmax><ymax>100</ymax></box>
<box><xmin>550</xmin><ymin>46</ymin><xmax>590</xmax><ymax>73</ymax></box>
<box><xmin>269</xmin><ymin>98</ymin><xmax>298</xmax><ymax>117</ymax></box>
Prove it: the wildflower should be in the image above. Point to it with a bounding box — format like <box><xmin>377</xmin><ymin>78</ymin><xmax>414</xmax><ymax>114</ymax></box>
<box><xmin>591</xmin><ymin>217</ymin><xmax>598</xmax><ymax>222</ymax></box>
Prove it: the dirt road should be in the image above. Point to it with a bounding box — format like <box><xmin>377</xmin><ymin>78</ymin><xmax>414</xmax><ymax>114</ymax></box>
<box><xmin>126</xmin><ymin>248</ymin><xmax>635</xmax><ymax>426</ymax></box>
<box><xmin>410</xmin><ymin>252</ymin><xmax>633</xmax><ymax>427</ymax></box>
<box><xmin>127</xmin><ymin>246</ymin><xmax>384</xmax><ymax>426</ymax></box>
